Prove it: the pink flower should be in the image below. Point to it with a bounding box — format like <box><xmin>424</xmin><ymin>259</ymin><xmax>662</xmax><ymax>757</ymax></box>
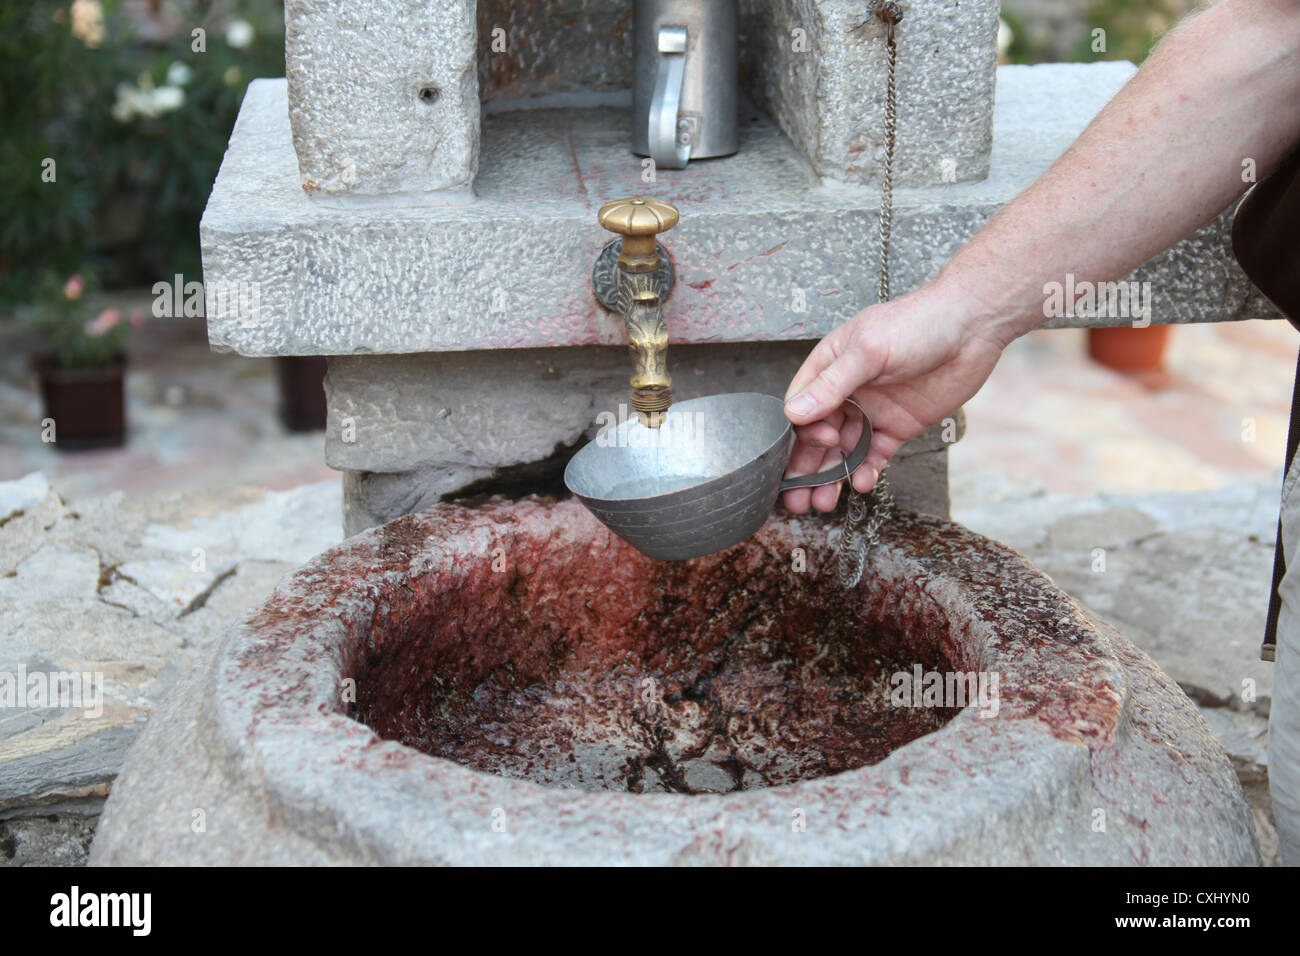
<box><xmin>85</xmin><ymin>308</ymin><xmax>122</xmax><ymax>337</ymax></box>
<box><xmin>129</xmin><ymin>309</ymin><xmax>146</xmax><ymax>328</ymax></box>
<box><xmin>64</xmin><ymin>275</ymin><xmax>85</xmax><ymax>300</ymax></box>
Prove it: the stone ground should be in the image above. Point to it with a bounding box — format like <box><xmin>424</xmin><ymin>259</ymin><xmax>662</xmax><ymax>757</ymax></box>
<box><xmin>0</xmin><ymin>474</ymin><xmax>342</xmax><ymax>866</ymax></box>
<box><xmin>0</xmin><ymin>297</ymin><xmax>342</xmax><ymax>865</ymax></box>
<box><xmin>952</xmin><ymin>319</ymin><xmax>1297</xmax><ymax>867</ymax></box>
<box><xmin>0</xmin><ymin>307</ymin><xmax>1293</xmax><ymax>865</ymax></box>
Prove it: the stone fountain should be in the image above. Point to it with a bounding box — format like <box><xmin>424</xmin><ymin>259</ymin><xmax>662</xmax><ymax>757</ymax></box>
<box><xmin>92</xmin><ymin>499</ymin><xmax>1255</xmax><ymax>864</ymax></box>
<box><xmin>91</xmin><ymin>0</ymin><xmax>1267</xmax><ymax>864</ymax></box>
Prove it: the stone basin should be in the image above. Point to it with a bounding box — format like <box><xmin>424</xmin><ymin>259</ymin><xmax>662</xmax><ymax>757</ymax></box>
<box><xmin>91</xmin><ymin>497</ymin><xmax>1259</xmax><ymax>865</ymax></box>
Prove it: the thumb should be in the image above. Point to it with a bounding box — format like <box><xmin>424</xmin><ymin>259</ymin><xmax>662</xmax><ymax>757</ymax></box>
<box><xmin>784</xmin><ymin>329</ymin><xmax>881</xmax><ymax>424</ymax></box>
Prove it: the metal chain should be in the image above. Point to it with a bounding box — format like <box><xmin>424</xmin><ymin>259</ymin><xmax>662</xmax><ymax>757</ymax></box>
<box><xmin>875</xmin><ymin>4</ymin><xmax>901</xmax><ymax>304</ymax></box>
<box><xmin>838</xmin><ymin>2</ymin><xmax>902</xmax><ymax>588</ymax></box>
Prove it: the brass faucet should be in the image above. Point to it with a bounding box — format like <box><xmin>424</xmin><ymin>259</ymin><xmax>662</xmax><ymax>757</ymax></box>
<box><xmin>593</xmin><ymin>197</ymin><xmax>679</xmax><ymax>427</ymax></box>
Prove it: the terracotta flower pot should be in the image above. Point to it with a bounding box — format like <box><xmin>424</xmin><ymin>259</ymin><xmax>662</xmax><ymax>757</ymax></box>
<box><xmin>1087</xmin><ymin>324</ymin><xmax>1173</xmax><ymax>374</ymax></box>
<box><xmin>33</xmin><ymin>354</ymin><xmax>127</xmax><ymax>451</ymax></box>
<box><xmin>275</xmin><ymin>355</ymin><xmax>328</xmax><ymax>432</ymax></box>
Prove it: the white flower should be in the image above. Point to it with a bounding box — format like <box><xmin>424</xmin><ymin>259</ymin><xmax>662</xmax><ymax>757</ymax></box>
<box><xmin>150</xmin><ymin>86</ymin><xmax>185</xmax><ymax>113</ymax></box>
<box><xmin>226</xmin><ymin>19</ymin><xmax>254</xmax><ymax>49</ymax></box>
<box><xmin>996</xmin><ymin>18</ymin><xmax>1014</xmax><ymax>57</ymax></box>
<box><xmin>166</xmin><ymin>61</ymin><xmax>194</xmax><ymax>87</ymax></box>
<box><xmin>70</xmin><ymin>0</ymin><xmax>105</xmax><ymax>48</ymax></box>
<box><xmin>111</xmin><ymin>82</ymin><xmax>141</xmax><ymax>122</ymax></box>
<box><xmin>110</xmin><ymin>82</ymin><xmax>185</xmax><ymax>122</ymax></box>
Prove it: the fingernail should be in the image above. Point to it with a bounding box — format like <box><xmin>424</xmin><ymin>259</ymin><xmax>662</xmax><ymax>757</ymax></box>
<box><xmin>786</xmin><ymin>393</ymin><xmax>816</xmax><ymax>417</ymax></box>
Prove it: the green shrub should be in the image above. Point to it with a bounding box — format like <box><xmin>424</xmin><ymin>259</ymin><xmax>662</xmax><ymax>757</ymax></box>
<box><xmin>1072</xmin><ymin>0</ymin><xmax>1195</xmax><ymax>63</ymax></box>
<box><xmin>22</xmin><ymin>271</ymin><xmax>136</xmax><ymax>369</ymax></box>
<box><xmin>0</xmin><ymin>1</ymin><xmax>285</xmax><ymax>306</ymax></box>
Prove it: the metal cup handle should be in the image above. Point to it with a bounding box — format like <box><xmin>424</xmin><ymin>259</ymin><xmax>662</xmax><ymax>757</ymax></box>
<box><xmin>649</xmin><ymin>24</ymin><xmax>690</xmax><ymax>169</ymax></box>
<box><xmin>778</xmin><ymin>398</ymin><xmax>874</xmax><ymax>491</ymax></box>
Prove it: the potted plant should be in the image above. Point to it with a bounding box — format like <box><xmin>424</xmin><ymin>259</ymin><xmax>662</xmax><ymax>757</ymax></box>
<box><xmin>24</xmin><ymin>273</ymin><xmax>140</xmax><ymax>450</ymax></box>
<box><xmin>1087</xmin><ymin>323</ymin><xmax>1174</xmax><ymax>383</ymax></box>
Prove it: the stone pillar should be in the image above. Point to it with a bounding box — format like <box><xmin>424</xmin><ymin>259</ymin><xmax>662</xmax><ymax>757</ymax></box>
<box><xmin>282</xmin><ymin>0</ymin><xmax>1000</xmax><ymax>196</ymax></box>
<box><xmin>285</xmin><ymin>0</ymin><xmax>479</xmax><ymax>194</ymax></box>
<box><xmin>738</xmin><ymin>0</ymin><xmax>999</xmax><ymax>186</ymax></box>
<box><xmin>202</xmin><ymin>3</ymin><xmax>1273</xmax><ymax>540</ymax></box>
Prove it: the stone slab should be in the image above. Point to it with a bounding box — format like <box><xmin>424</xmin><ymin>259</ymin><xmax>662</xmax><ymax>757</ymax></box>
<box><xmin>323</xmin><ymin>343</ymin><xmax>959</xmax><ymax>532</ymax></box>
<box><xmin>324</xmin><ymin>342</ymin><xmax>811</xmax><ymax>474</ymax></box>
<box><xmin>203</xmin><ymin>64</ymin><xmax>1276</xmax><ymax>358</ymax></box>
<box><xmin>0</xmin><ymin>474</ymin><xmax>341</xmax><ymax>819</ymax></box>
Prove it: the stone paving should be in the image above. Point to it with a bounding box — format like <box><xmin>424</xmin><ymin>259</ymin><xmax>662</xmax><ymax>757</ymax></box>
<box><xmin>952</xmin><ymin>320</ymin><xmax>1297</xmax><ymax>495</ymax></box>
<box><xmin>0</xmin><ymin>313</ymin><xmax>1294</xmax><ymax>864</ymax></box>
<box><xmin>0</xmin><ymin>297</ymin><xmax>344</xmax><ymax>864</ymax></box>
<box><xmin>0</xmin><ymin>474</ymin><xmax>342</xmax><ymax>865</ymax></box>
<box><xmin>951</xmin><ymin>318</ymin><xmax>1297</xmax><ymax>867</ymax></box>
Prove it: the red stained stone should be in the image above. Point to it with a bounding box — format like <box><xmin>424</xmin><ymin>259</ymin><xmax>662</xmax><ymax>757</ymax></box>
<box><xmin>230</xmin><ymin>497</ymin><xmax>1131</xmax><ymax>796</ymax></box>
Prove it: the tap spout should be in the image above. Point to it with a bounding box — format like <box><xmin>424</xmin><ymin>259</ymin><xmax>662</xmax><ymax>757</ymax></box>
<box><xmin>624</xmin><ymin>281</ymin><xmax>672</xmax><ymax>427</ymax></box>
<box><xmin>595</xmin><ymin>197</ymin><xmax>680</xmax><ymax>428</ymax></box>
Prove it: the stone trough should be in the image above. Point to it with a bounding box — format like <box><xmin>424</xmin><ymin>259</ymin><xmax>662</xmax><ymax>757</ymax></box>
<box><xmin>91</xmin><ymin>498</ymin><xmax>1258</xmax><ymax>865</ymax></box>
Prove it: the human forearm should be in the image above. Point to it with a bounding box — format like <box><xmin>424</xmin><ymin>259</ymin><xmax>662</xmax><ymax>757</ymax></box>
<box><xmin>935</xmin><ymin>0</ymin><xmax>1300</xmax><ymax>348</ymax></box>
<box><xmin>781</xmin><ymin>0</ymin><xmax>1300</xmax><ymax>509</ymax></box>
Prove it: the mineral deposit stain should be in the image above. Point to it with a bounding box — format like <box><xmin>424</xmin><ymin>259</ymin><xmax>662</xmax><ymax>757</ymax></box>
<box><xmin>409</xmin><ymin>637</ymin><xmax>954</xmax><ymax>794</ymax></box>
<box><xmin>354</xmin><ymin>531</ymin><xmax>963</xmax><ymax>794</ymax></box>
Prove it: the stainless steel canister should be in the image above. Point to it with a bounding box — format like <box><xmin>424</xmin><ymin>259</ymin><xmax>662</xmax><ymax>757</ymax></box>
<box><xmin>632</xmin><ymin>0</ymin><xmax>739</xmax><ymax>169</ymax></box>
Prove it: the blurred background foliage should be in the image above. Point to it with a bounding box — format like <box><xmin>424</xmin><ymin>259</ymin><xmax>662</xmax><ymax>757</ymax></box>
<box><xmin>0</xmin><ymin>0</ymin><xmax>284</xmax><ymax>306</ymax></box>
<box><xmin>1001</xmin><ymin>0</ymin><xmax>1204</xmax><ymax>66</ymax></box>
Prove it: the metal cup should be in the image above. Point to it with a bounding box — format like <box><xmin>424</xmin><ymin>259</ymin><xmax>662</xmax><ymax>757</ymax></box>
<box><xmin>632</xmin><ymin>0</ymin><xmax>739</xmax><ymax>169</ymax></box>
<box><xmin>565</xmin><ymin>392</ymin><xmax>873</xmax><ymax>561</ymax></box>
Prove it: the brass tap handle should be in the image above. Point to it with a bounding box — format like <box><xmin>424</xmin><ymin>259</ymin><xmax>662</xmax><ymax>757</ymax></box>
<box><xmin>597</xmin><ymin>197</ymin><xmax>679</xmax><ymax>274</ymax></box>
<box><xmin>596</xmin><ymin>197</ymin><xmax>679</xmax><ymax>427</ymax></box>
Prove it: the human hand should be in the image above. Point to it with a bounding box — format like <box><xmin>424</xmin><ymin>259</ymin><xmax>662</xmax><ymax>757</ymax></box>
<box><xmin>781</xmin><ymin>284</ymin><xmax>1007</xmax><ymax>513</ymax></box>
